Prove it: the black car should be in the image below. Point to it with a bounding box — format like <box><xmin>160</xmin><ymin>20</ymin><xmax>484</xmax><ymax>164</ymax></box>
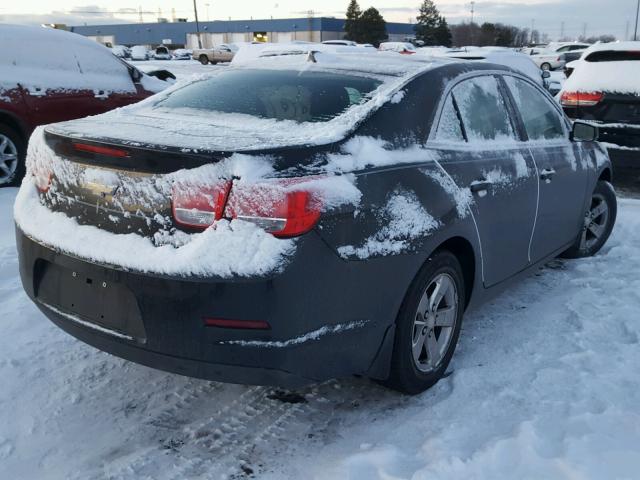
<box><xmin>560</xmin><ymin>49</ymin><xmax>587</xmax><ymax>77</ymax></box>
<box><xmin>561</xmin><ymin>44</ymin><xmax>640</xmax><ymax>168</ymax></box>
<box><xmin>15</xmin><ymin>54</ymin><xmax>616</xmax><ymax>394</ymax></box>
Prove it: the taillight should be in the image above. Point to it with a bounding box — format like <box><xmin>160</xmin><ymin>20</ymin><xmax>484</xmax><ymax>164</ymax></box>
<box><xmin>171</xmin><ymin>180</ymin><xmax>231</xmax><ymax>228</ymax></box>
<box><xmin>33</xmin><ymin>164</ymin><xmax>52</xmax><ymax>193</ymax></box>
<box><xmin>560</xmin><ymin>91</ymin><xmax>604</xmax><ymax>107</ymax></box>
<box><xmin>224</xmin><ymin>178</ymin><xmax>322</xmax><ymax>238</ymax></box>
<box><xmin>73</xmin><ymin>143</ymin><xmax>130</xmax><ymax>158</ymax></box>
<box><xmin>171</xmin><ymin>177</ymin><xmax>323</xmax><ymax>238</ymax></box>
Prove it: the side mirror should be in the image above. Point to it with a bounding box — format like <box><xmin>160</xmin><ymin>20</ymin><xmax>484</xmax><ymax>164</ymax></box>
<box><xmin>541</xmin><ymin>70</ymin><xmax>551</xmax><ymax>79</ymax></box>
<box><xmin>571</xmin><ymin>121</ymin><xmax>599</xmax><ymax>142</ymax></box>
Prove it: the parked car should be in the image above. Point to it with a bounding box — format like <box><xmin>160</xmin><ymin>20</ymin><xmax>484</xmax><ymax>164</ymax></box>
<box><xmin>111</xmin><ymin>45</ymin><xmax>130</xmax><ymax>58</ymax></box>
<box><xmin>379</xmin><ymin>42</ymin><xmax>417</xmax><ymax>54</ymax></box>
<box><xmin>322</xmin><ymin>40</ymin><xmax>357</xmax><ymax>46</ymax></box>
<box><xmin>0</xmin><ymin>24</ymin><xmax>170</xmax><ymax>187</ymax></box>
<box><xmin>172</xmin><ymin>48</ymin><xmax>192</xmax><ymax>60</ymax></box>
<box><xmin>559</xmin><ymin>49</ymin><xmax>587</xmax><ymax>75</ymax></box>
<box><xmin>130</xmin><ymin>45</ymin><xmax>150</xmax><ymax>61</ymax></box>
<box><xmin>560</xmin><ymin>41</ymin><xmax>640</xmax><ymax>167</ymax></box>
<box><xmin>16</xmin><ymin>53</ymin><xmax>615</xmax><ymax>394</ymax></box>
<box><xmin>441</xmin><ymin>48</ymin><xmax>549</xmax><ymax>88</ymax></box>
<box><xmin>532</xmin><ymin>42</ymin><xmax>591</xmax><ymax>71</ymax></box>
<box><xmin>152</xmin><ymin>46</ymin><xmax>173</xmax><ymax>60</ymax></box>
<box><xmin>193</xmin><ymin>43</ymin><xmax>238</xmax><ymax>64</ymax></box>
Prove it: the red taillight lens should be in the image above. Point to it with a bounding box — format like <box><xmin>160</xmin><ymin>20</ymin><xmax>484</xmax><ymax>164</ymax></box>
<box><xmin>171</xmin><ymin>180</ymin><xmax>232</xmax><ymax>229</ymax></box>
<box><xmin>73</xmin><ymin>143</ymin><xmax>130</xmax><ymax>158</ymax></box>
<box><xmin>33</xmin><ymin>164</ymin><xmax>52</xmax><ymax>193</ymax></box>
<box><xmin>560</xmin><ymin>91</ymin><xmax>604</xmax><ymax>107</ymax></box>
<box><xmin>224</xmin><ymin>178</ymin><xmax>322</xmax><ymax>238</ymax></box>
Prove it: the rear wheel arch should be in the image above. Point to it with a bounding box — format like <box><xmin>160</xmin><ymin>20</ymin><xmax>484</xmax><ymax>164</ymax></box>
<box><xmin>431</xmin><ymin>236</ymin><xmax>476</xmax><ymax>309</ymax></box>
<box><xmin>598</xmin><ymin>168</ymin><xmax>612</xmax><ymax>183</ymax></box>
<box><xmin>0</xmin><ymin>110</ymin><xmax>28</xmax><ymax>142</ymax></box>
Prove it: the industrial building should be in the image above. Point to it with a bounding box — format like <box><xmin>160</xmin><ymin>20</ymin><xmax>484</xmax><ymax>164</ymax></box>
<box><xmin>69</xmin><ymin>17</ymin><xmax>417</xmax><ymax>49</ymax></box>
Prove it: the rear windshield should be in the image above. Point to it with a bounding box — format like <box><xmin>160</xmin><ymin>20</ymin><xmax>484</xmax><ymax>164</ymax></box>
<box><xmin>155</xmin><ymin>69</ymin><xmax>383</xmax><ymax>123</ymax></box>
<box><xmin>586</xmin><ymin>50</ymin><xmax>640</xmax><ymax>62</ymax></box>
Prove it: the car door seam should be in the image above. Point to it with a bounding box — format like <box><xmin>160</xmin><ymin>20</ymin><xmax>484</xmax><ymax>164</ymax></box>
<box><xmin>527</xmin><ymin>145</ymin><xmax>541</xmax><ymax>264</ymax></box>
<box><xmin>433</xmin><ymin>158</ymin><xmax>485</xmax><ymax>284</ymax></box>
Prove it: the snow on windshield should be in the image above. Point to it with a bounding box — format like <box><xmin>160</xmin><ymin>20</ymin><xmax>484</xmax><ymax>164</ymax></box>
<box><xmin>0</xmin><ymin>24</ymin><xmax>135</xmax><ymax>94</ymax></box>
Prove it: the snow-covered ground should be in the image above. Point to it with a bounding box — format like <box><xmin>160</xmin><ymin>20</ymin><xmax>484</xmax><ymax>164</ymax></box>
<box><xmin>1</xmin><ymin>185</ymin><xmax>640</xmax><ymax>479</ymax></box>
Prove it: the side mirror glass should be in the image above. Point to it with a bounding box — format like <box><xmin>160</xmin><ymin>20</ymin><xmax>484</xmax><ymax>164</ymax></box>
<box><xmin>130</xmin><ymin>67</ymin><xmax>142</xmax><ymax>83</ymax></box>
<box><xmin>571</xmin><ymin>121</ymin><xmax>598</xmax><ymax>142</ymax></box>
<box><xmin>541</xmin><ymin>70</ymin><xmax>551</xmax><ymax>79</ymax></box>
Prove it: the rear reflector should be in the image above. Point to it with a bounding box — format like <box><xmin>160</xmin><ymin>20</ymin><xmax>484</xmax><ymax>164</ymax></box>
<box><xmin>560</xmin><ymin>91</ymin><xmax>604</xmax><ymax>107</ymax></box>
<box><xmin>73</xmin><ymin>143</ymin><xmax>130</xmax><ymax>158</ymax></box>
<box><xmin>171</xmin><ymin>181</ymin><xmax>232</xmax><ymax>228</ymax></box>
<box><xmin>203</xmin><ymin>318</ymin><xmax>271</xmax><ymax>330</ymax></box>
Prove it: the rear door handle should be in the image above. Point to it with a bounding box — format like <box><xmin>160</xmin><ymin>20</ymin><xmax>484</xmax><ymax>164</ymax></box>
<box><xmin>26</xmin><ymin>86</ymin><xmax>46</xmax><ymax>97</ymax></box>
<box><xmin>94</xmin><ymin>90</ymin><xmax>109</xmax><ymax>99</ymax></box>
<box><xmin>470</xmin><ymin>179</ymin><xmax>492</xmax><ymax>195</ymax></box>
<box><xmin>540</xmin><ymin>168</ymin><xmax>556</xmax><ymax>182</ymax></box>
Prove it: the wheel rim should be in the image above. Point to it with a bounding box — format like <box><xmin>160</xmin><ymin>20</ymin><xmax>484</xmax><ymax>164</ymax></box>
<box><xmin>542</xmin><ymin>63</ymin><xmax>551</xmax><ymax>71</ymax></box>
<box><xmin>0</xmin><ymin>133</ymin><xmax>18</xmax><ymax>184</ymax></box>
<box><xmin>411</xmin><ymin>273</ymin><xmax>458</xmax><ymax>373</ymax></box>
<box><xmin>580</xmin><ymin>192</ymin><xmax>609</xmax><ymax>250</ymax></box>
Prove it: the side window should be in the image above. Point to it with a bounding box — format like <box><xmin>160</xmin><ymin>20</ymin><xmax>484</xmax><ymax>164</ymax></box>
<box><xmin>435</xmin><ymin>94</ymin><xmax>465</xmax><ymax>142</ymax></box>
<box><xmin>452</xmin><ymin>76</ymin><xmax>515</xmax><ymax>142</ymax></box>
<box><xmin>504</xmin><ymin>76</ymin><xmax>565</xmax><ymax>141</ymax></box>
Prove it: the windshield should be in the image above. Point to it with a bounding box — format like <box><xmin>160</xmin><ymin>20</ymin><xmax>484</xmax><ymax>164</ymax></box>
<box><xmin>155</xmin><ymin>69</ymin><xmax>383</xmax><ymax>123</ymax></box>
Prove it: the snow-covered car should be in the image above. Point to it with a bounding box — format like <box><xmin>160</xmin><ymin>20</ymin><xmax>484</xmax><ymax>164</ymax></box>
<box><xmin>322</xmin><ymin>40</ymin><xmax>357</xmax><ymax>46</ymax></box>
<box><xmin>0</xmin><ymin>25</ymin><xmax>169</xmax><ymax>187</ymax></box>
<box><xmin>379</xmin><ymin>42</ymin><xmax>417</xmax><ymax>54</ymax></box>
<box><xmin>130</xmin><ymin>45</ymin><xmax>149</xmax><ymax>61</ymax></box>
<box><xmin>16</xmin><ymin>52</ymin><xmax>615</xmax><ymax>394</ymax></box>
<box><xmin>172</xmin><ymin>48</ymin><xmax>192</xmax><ymax>60</ymax></box>
<box><xmin>152</xmin><ymin>46</ymin><xmax>172</xmax><ymax>60</ymax></box>
<box><xmin>559</xmin><ymin>49</ymin><xmax>587</xmax><ymax>75</ymax></box>
<box><xmin>111</xmin><ymin>45</ymin><xmax>130</xmax><ymax>58</ymax></box>
<box><xmin>193</xmin><ymin>43</ymin><xmax>238</xmax><ymax>64</ymax></box>
<box><xmin>560</xmin><ymin>41</ymin><xmax>640</xmax><ymax>167</ymax></box>
<box><xmin>441</xmin><ymin>48</ymin><xmax>548</xmax><ymax>87</ymax></box>
<box><xmin>532</xmin><ymin>42</ymin><xmax>591</xmax><ymax>71</ymax></box>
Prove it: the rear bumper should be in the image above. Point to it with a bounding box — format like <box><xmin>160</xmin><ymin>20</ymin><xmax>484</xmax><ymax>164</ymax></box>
<box><xmin>16</xmin><ymin>227</ymin><xmax>407</xmax><ymax>387</ymax></box>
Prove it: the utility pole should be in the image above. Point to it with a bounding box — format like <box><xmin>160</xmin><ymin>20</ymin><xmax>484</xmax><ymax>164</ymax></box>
<box><xmin>470</xmin><ymin>1</ymin><xmax>475</xmax><ymax>25</ymax></box>
<box><xmin>205</xmin><ymin>3</ymin><xmax>210</xmax><ymax>22</ymax></box>
<box><xmin>582</xmin><ymin>22</ymin><xmax>587</xmax><ymax>39</ymax></box>
<box><xmin>138</xmin><ymin>5</ymin><xmax>143</xmax><ymax>23</ymax></box>
<box><xmin>560</xmin><ymin>21</ymin><xmax>565</xmax><ymax>40</ymax></box>
<box><xmin>635</xmin><ymin>0</ymin><xmax>640</xmax><ymax>40</ymax></box>
<box><xmin>193</xmin><ymin>0</ymin><xmax>202</xmax><ymax>48</ymax></box>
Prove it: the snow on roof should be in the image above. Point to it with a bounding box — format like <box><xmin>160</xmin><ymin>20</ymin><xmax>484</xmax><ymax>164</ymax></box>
<box><xmin>561</xmin><ymin>41</ymin><xmax>640</xmax><ymax>95</ymax></box>
<box><xmin>48</xmin><ymin>49</ymin><xmax>448</xmax><ymax>151</ymax></box>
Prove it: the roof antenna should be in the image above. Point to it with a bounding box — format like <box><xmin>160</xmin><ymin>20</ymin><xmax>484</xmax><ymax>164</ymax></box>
<box><xmin>306</xmin><ymin>50</ymin><xmax>318</xmax><ymax>63</ymax></box>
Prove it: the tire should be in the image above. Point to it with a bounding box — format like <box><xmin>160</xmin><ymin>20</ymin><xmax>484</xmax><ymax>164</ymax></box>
<box><xmin>561</xmin><ymin>180</ymin><xmax>617</xmax><ymax>259</ymax></box>
<box><xmin>383</xmin><ymin>250</ymin><xmax>466</xmax><ymax>395</ymax></box>
<box><xmin>0</xmin><ymin>124</ymin><xmax>25</xmax><ymax>188</ymax></box>
<box><xmin>541</xmin><ymin>62</ymin><xmax>552</xmax><ymax>71</ymax></box>
<box><xmin>199</xmin><ymin>55</ymin><xmax>209</xmax><ymax>65</ymax></box>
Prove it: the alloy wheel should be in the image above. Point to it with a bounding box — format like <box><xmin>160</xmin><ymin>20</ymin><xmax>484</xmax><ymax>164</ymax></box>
<box><xmin>580</xmin><ymin>193</ymin><xmax>609</xmax><ymax>251</ymax></box>
<box><xmin>0</xmin><ymin>133</ymin><xmax>18</xmax><ymax>184</ymax></box>
<box><xmin>412</xmin><ymin>273</ymin><xmax>458</xmax><ymax>373</ymax></box>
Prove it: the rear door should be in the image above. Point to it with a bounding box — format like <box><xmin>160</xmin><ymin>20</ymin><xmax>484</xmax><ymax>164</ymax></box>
<box><xmin>432</xmin><ymin>74</ymin><xmax>539</xmax><ymax>287</ymax></box>
<box><xmin>503</xmin><ymin>75</ymin><xmax>588</xmax><ymax>261</ymax></box>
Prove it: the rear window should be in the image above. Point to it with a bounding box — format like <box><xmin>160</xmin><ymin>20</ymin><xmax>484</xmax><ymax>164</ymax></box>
<box><xmin>156</xmin><ymin>69</ymin><xmax>383</xmax><ymax>123</ymax></box>
<box><xmin>586</xmin><ymin>50</ymin><xmax>640</xmax><ymax>62</ymax></box>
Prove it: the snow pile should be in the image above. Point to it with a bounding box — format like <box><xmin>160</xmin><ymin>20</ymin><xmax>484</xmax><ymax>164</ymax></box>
<box><xmin>562</xmin><ymin>41</ymin><xmax>640</xmax><ymax>94</ymax></box>
<box><xmin>14</xmin><ymin>128</ymin><xmax>361</xmax><ymax>278</ymax></box>
<box><xmin>0</xmin><ymin>24</ymin><xmax>135</xmax><ymax>94</ymax></box>
<box><xmin>338</xmin><ymin>190</ymin><xmax>440</xmax><ymax>259</ymax></box>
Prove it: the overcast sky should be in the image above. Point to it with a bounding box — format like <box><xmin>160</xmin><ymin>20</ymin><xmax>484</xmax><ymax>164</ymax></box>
<box><xmin>1</xmin><ymin>0</ymin><xmax>638</xmax><ymax>40</ymax></box>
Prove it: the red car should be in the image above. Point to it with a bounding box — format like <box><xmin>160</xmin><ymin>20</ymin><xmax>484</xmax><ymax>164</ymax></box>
<box><xmin>0</xmin><ymin>24</ymin><xmax>169</xmax><ymax>187</ymax></box>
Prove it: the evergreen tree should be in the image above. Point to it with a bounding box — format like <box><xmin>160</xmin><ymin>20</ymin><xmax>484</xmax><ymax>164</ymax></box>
<box><xmin>415</xmin><ymin>0</ymin><xmax>440</xmax><ymax>45</ymax></box>
<box><xmin>434</xmin><ymin>16</ymin><xmax>452</xmax><ymax>47</ymax></box>
<box><xmin>358</xmin><ymin>7</ymin><xmax>388</xmax><ymax>46</ymax></box>
<box><xmin>344</xmin><ymin>0</ymin><xmax>362</xmax><ymax>41</ymax></box>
